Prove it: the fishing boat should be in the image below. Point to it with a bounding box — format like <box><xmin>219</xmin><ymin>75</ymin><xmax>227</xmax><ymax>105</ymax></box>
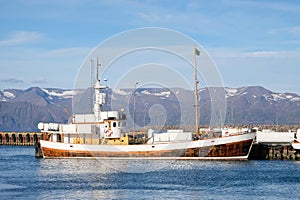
<box><xmin>35</xmin><ymin>49</ymin><xmax>256</xmax><ymax>159</ymax></box>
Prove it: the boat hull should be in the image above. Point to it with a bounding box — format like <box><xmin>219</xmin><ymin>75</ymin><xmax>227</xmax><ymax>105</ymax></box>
<box><xmin>39</xmin><ymin>133</ymin><xmax>255</xmax><ymax>160</ymax></box>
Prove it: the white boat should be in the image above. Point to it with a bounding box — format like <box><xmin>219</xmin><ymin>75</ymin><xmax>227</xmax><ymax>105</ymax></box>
<box><xmin>256</xmin><ymin>129</ymin><xmax>295</xmax><ymax>146</ymax></box>
<box><xmin>293</xmin><ymin>142</ymin><xmax>300</xmax><ymax>151</ymax></box>
<box><xmin>36</xmin><ymin>51</ymin><xmax>256</xmax><ymax>159</ymax></box>
<box><xmin>38</xmin><ymin>133</ymin><xmax>255</xmax><ymax>159</ymax></box>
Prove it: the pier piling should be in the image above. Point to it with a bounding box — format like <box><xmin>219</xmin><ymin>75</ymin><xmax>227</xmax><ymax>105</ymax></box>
<box><xmin>249</xmin><ymin>143</ymin><xmax>299</xmax><ymax>160</ymax></box>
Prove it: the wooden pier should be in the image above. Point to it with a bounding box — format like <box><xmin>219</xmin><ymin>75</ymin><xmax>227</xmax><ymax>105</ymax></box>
<box><xmin>249</xmin><ymin>143</ymin><xmax>300</xmax><ymax>160</ymax></box>
<box><xmin>0</xmin><ymin>132</ymin><xmax>44</xmax><ymax>146</ymax></box>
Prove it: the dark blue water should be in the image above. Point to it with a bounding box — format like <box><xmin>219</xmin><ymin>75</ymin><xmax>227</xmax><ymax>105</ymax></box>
<box><xmin>0</xmin><ymin>146</ymin><xmax>299</xmax><ymax>200</ymax></box>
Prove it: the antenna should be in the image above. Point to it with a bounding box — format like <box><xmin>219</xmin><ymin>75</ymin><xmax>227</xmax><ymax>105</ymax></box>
<box><xmin>96</xmin><ymin>57</ymin><xmax>100</xmax><ymax>82</ymax></box>
<box><xmin>90</xmin><ymin>59</ymin><xmax>93</xmax><ymax>113</ymax></box>
<box><xmin>93</xmin><ymin>57</ymin><xmax>106</xmax><ymax>121</ymax></box>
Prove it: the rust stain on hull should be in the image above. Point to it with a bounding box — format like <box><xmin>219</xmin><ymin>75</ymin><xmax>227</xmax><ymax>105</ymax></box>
<box><xmin>41</xmin><ymin>140</ymin><xmax>253</xmax><ymax>159</ymax></box>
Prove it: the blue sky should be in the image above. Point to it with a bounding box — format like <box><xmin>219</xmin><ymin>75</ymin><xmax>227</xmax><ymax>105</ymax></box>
<box><xmin>0</xmin><ymin>0</ymin><xmax>300</xmax><ymax>94</ymax></box>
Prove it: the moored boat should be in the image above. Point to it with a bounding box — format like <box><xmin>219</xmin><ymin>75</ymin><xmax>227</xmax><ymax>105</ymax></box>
<box><xmin>256</xmin><ymin>129</ymin><xmax>295</xmax><ymax>146</ymax></box>
<box><xmin>36</xmin><ymin>50</ymin><xmax>256</xmax><ymax>159</ymax></box>
<box><xmin>293</xmin><ymin>142</ymin><xmax>300</xmax><ymax>151</ymax></box>
<box><xmin>38</xmin><ymin>130</ymin><xmax>255</xmax><ymax>159</ymax></box>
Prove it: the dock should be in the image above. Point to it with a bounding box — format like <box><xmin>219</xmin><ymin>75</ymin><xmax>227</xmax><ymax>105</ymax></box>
<box><xmin>0</xmin><ymin>132</ymin><xmax>44</xmax><ymax>146</ymax></box>
<box><xmin>249</xmin><ymin>129</ymin><xmax>300</xmax><ymax>160</ymax></box>
<box><xmin>249</xmin><ymin>144</ymin><xmax>300</xmax><ymax>160</ymax></box>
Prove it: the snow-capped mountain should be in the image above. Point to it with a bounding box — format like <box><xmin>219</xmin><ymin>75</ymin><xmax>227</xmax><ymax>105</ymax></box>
<box><xmin>109</xmin><ymin>86</ymin><xmax>300</xmax><ymax>126</ymax></box>
<box><xmin>0</xmin><ymin>87</ymin><xmax>78</xmax><ymax>105</ymax></box>
<box><xmin>224</xmin><ymin>86</ymin><xmax>300</xmax><ymax>124</ymax></box>
<box><xmin>0</xmin><ymin>86</ymin><xmax>299</xmax><ymax>131</ymax></box>
<box><xmin>225</xmin><ymin>86</ymin><xmax>300</xmax><ymax>103</ymax></box>
<box><xmin>0</xmin><ymin>87</ymin><xmax>79</xmax><ymax>132</ymax></box>
<box><xmin>0</xmin><ymin>89</ymin><xmax>23</xmax><ymax>102</ymax></box>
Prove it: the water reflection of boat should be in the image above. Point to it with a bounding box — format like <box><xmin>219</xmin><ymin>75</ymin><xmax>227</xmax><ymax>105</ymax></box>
<box><xmin>36</xmin><ymin>50</ymin><xmax>256</xmax><ymax>159</ymax></box>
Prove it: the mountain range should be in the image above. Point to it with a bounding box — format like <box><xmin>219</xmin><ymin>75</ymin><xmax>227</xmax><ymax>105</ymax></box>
<box><xmin>0</xmin><ymin>86</ymin><xmax>299</xmax><ymax>132</ymax></box>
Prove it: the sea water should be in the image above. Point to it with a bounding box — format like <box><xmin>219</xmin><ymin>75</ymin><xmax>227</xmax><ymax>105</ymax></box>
<box><xmin>0</xmin><ymin>146</ymin><xmax>299</xmax><ymax>200</ymax></box>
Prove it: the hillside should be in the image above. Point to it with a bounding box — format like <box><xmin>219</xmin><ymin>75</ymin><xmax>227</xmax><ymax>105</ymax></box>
<box><xmin>0</xmin><ymin>86</ymin><xmax>299</xmax><ymax>131</ymax></box>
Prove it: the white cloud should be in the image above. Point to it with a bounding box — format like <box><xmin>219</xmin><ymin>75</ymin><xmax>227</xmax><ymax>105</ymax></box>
<box><xmin>225</xmin><ymin>0</ymin><xmax>300</xmax><ymax>14</ymax></box>
<box><xmin>0</xmin><ymin>78</ymin><xmax>24</xmax><ymax>84</ymax></box>
<box><xmin>39</xmin><ymin>47</ymin><xmax>91</xmax><ymax>59</ymax></box>
<box><xmin>0</xmin><ymin>46</ymin><xmax>90</xmax><ymax>89</ymax></box>
<box><xmin>269</xmin><ymin>26</ymin><xmax>300</xmax><ymax>36</ymax></box>
<box><xmin>138</xmin><ymin>12</ymin><xmax>173</xmax><ymax>23</ymax></box>
<box><xmin>241</xmin><ymin>51</ymin><xmax>298</xmax><ymax>58</ymax></box>
<box><xmin>209</xmin><ymin>48</ymin><xmax>300</xmax><ymax>59</ymax></box>
<box><xmin>0</xmin><ymin>31</ymin><xmax>44</xmax><ymax>46</ymax></box>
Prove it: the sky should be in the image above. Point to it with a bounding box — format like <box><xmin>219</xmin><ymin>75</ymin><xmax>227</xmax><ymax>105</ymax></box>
<box><xmin>0</xmin><ymin>0</ymin><xmax>300</xmax><ymax>94</ymax></box>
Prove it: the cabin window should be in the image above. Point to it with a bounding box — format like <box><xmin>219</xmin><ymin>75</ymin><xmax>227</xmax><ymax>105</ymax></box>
<box><xmin>113</xmin><ymin>122</ymin><xmax>117</xmax><ymax>127</ymax></box>
<box><xmin>57</xmin><ymin>134</ymin><xmax>62</xmax><ymax>142</ymax></box>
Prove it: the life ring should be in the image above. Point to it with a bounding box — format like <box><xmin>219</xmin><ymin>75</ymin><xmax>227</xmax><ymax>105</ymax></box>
<box><xmin>104</xmin><ymin>129</ymin><xmax>113</xmax><ymax>137</ymax></box>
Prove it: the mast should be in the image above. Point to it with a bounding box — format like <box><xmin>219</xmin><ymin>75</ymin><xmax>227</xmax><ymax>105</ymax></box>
<box><xmin>93</xmin><ymin>57</ymin><xmax>106</xmax><ymax>121</ymax></box>
<box><xmin>96</xmin><ymin>57</ymin><xmax>100</xmax><ymax>82</ymax></box>
<box><xmin>194</xmin><ymin>48</ymin><xmax>200</xmax><ymax>139</ymax></box>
